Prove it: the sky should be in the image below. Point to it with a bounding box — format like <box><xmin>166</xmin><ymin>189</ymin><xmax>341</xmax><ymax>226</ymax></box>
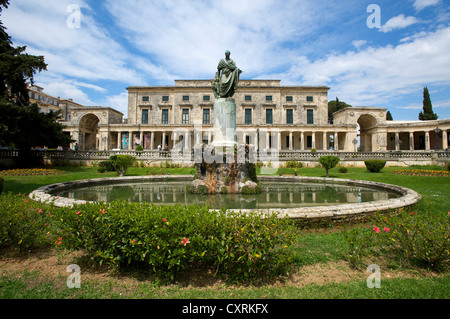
<box><xmin>2</xmin><ymin>0</ymin><xmax>450</xmax><ymax>120</ymax></box>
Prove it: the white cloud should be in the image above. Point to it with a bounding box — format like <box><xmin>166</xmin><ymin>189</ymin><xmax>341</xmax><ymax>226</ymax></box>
<box><xmin>413</xmin><ymin>0</ymin><xmax>441</xmax><ymax>12</ymax></box>
<box><xmin>380</xmin><ymin>14</ymin><xmax>419</xmax><ymax>33</ymax></box>
<box><xmin>352</xmin><ymin>40</ymin><xmax>368</xmax><ymax>50</ymax></box>
<box><xmin>2</xmin><ymin>0</ymin><xmax>143</xmax><ymax>83</ymax></box>
<box><xmin>277</xmin><ymin>27</ymin><xmax>450</xmax><ymax>107</ymax></box>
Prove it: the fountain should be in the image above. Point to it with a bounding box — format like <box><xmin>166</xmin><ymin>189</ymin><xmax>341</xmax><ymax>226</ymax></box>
<box><xmin>189</xmin><ymin>50</ymin><xmax>260</xmax><ymax>195</ymax></box>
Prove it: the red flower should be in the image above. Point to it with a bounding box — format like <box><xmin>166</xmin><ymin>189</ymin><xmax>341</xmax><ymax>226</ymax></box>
<box><xmin>383</xmin><ymin>227</ymin><xmax>390</xmax><ymax>232</ymax></box>
<box><xmin>76</xmin><ymin>211</ymin><xmax>81</xmax><ymax>215</ymax></box>
<box><xmin>181</xmin><ymin>237</ymin><xmax>190</xmax><ymax>246</ymax></box>
<box><xmin>37</xmin><ymin>208</ymin><xmax>43</xmax><ymax>213</ymax></box>
<box><xmin>100</xmin><ymin>209</ymin><xmax>106</xmax><ymax>214</ymax></box>
<box><xmin>373</xmin><ymin>226</ymin><xmax>381</xmax><ymax>234</ymax></box>
<box><xmin>56</xmin><ymin>237</ymin><xmax>62</xmax><ymax>246</ymax></box>
<box><xmin>162</xmin><ymin>218</ymin><xmax>167</xmax><ymax>222</ymax></box>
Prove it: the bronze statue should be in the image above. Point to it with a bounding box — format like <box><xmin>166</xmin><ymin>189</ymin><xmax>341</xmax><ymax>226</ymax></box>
<box><xmin>212</xmin><ymin>50</ymin><xmax>242</xmax><ymax>98</ymax></box>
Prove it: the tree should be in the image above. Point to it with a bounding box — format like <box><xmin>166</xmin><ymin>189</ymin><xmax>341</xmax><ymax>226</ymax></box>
<box><xmin>0</xmin><ymin>1</ymin><xmax>72</xmax><ymax>150</ymax></box>
<box><xmin>386</xmin><ymin>111</ymin><xmax>393</xmax><ymax>121</ymax></box>
<box><xmin>328</xmin><ymin>97</ymin><xmax>351</xmax><ymax>124</ymax></box>
<box><xmin>319</xmin><ymin>155</ymin><xmax>340</xmax><ymax>178</ymax></box>
<box><xmin>110</xmin><ymin>155</ymin><xmax>136</xmax><ymax>177</ymax></box>
<box><xmin>418</xmin><ymin>87</ymin><xmax>438</xmax><ymax>121</ymax></box>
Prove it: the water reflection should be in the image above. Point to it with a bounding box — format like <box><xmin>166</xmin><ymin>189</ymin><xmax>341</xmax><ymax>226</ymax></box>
<box><xmin>56</xmin><ymin>181</ymin><xmax>401</xmax><ymax>210</ymax></box>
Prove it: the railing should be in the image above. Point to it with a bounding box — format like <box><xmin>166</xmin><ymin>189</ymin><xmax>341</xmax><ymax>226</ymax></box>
<box><xmin>1</xmin><ymin>149</ymin><xmax>449</xmax><ymax>162</ymax></box>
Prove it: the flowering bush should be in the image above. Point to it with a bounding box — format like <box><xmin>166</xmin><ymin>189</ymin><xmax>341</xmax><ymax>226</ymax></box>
<box><xmin>391</xmin><ymin>169</ymin><xmax>450</xmax><ymax>177</ymax></box>
<box><xmin>0</xmin><ymin>193</ymin><xmax>55</xmax><ymax>251</ymax></box>
<box><xmin>0</xmin><ymin>168</ymin><xmax>66</xmax><ymax>176</ymax></box>
<box><xmin>345</xmin><ymin>209</ymin><xmax>449</xmax><ymax>271</ymax></box>
<box><xmin>55</xmin><ymin>201</ymin><xmax>297</xmax><ymax>283</ymax></box>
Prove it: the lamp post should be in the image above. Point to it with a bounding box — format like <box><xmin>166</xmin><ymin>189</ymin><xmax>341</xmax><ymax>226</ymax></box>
<box><xmin>434</xmin><ymin>127</ymin><xmax>441</xmax><ymax>150</ymax></box>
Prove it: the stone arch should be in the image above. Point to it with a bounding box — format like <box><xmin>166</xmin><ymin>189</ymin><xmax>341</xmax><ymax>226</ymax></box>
<box><xmin>79</xmin><ymin>113</ymin><xmax>100</xmax><ymax>150</ymax></box>
<box><xmin>357</xmin><ymin>113</ymin><xmax>378</xmax><ymax>152</ymax></box>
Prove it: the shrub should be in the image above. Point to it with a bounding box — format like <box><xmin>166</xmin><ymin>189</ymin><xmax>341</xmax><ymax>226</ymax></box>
<box><xmin>344</xmin><ymin>209</ymin><xmax>449</xmax><ymax>271</ymax></box>
<box><xmin>97</xmin><ymin>166</ymin><xmax>107</xmax><ymax>173</ymax></box>
<box><xmin>56</xmin><ymin>202</ymin><xmax>297</xmax><ymax>283</ymax></box>
<box><xmin>0</xmin><ymin>176</ymin><xmax>3</xmax><ymax>194</ymax></box>
<box><xmin>364</xmin><ymin>160</ymin><xmax>386</xmax><ymax>173</ymax></box>
<box><xmin>319</xmin><ymin>155</ymin><xmax>340</xmax><ymax>178</ymax></box>
<box><xmin>98</xmin><ymin>160</ymin><xmax>115</xmax><ymax>172</ymax></box>
<box><xmin>0</xmin><ymin>193</ymin><xmax>54</xmax><ymax>251</ymax></box>
<box><xmin>286</xmin><ymin>160</ymin><xmax>303</xmax><ymax>169</ymax></box>
<box><xmin>110</xmin><ymin>155</ymin><xmax>136</xmax><ymax>177</ymax></box>
<box><xmin>338</xmin><ymin>166</ymin><xmax>348</xmax><ymax>173</ymax></box>
<box><xmin>135</xmin><ymin>145</ymin><xmax>143</xmax><ymax>151</ymax></box>
<box><xmin>446</xmin><ymin>161</ymin><xmax>450</xmax><ymax>171</ymax></box>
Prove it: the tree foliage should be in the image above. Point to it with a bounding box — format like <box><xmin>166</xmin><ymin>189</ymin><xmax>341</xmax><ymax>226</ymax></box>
<box><xmin>319</xmin><ymin>155</ymin><xmax>340</xmax><ymax>178</ymax></box>
<box><xmin>418</xmin><ymin>87</ymin><xmax>438</xmax><ymax>121</ymax></box>
<box><xmin>386</xmin><ymin>111</ymin><xmax>393</xmax><ymax>121</ymax></box>
<box><xmin>0</xmin><ymin>2</ymin><xmax>71</xmax><ymax>149</ymax></box>
<box><xmin>328</xmin><ymin>97</ymin><xmax>351</xmax><ymax>124</ymax></box>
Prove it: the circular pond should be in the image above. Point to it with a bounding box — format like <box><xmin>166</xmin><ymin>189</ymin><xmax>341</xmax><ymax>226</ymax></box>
<box><xmin>29</xmin><ymin>175</ymin><xmax>421</xmax><ymax>220</ymax></box>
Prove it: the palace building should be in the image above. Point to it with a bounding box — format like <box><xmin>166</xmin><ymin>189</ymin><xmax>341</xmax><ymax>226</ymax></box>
<box><xmin>57</xmin><ymin>79</ymin><xmax>449</xmax><ymax>153</ymax></box>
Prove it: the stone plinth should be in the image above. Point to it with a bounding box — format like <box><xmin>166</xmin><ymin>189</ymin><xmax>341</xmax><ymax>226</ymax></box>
<box><xmin>190</xmin><ymin>144</ymin><xmax>259</xmax><ymax>195</ymax></box>
<box><xmin>212</xmin><ymin>98</ymin><xmax>237</xmax><ymax>147</ymax></box>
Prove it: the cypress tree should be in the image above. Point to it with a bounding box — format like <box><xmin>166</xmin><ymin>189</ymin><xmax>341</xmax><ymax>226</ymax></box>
<box><xmin>418</xmin><ymin>87</ymin><xmax>438</xmax><ymax>120</ymax></box>
<box><xmin>386</xmin><ymin>111</ymin><xmax>393</xmax><ymax>121</ymax></box>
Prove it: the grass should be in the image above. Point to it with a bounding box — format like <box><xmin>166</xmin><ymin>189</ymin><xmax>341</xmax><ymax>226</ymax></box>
<box><xmin>0</xmin><ymin>163</ymin><xmax>449</xmax><ymax>300</ymax></box>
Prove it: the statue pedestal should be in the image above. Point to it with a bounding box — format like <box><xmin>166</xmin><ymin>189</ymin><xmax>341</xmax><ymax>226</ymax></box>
<box><xmin>212</xmin><ymin>98</ymin><xmax>236</xmax><ymax>147</ymax></box>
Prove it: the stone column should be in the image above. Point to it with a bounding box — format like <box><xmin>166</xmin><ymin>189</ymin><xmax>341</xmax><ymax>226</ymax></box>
<box><xmin>300</xmin><ymin>132</ymin><xmax>304</xmax><ymax>150</ymax></box>
<box><xmin>312</xmin><ymin>132</ymin><xmax>316</xmax><ymax>150</ymax></box>
<box><xmin>118</xmin><ymin>132</ymin><xmax>122</xmax><ymax>149</ymax></box>
<box><xmin>162</xmin><ymin>132</ymin><xmax>166</xmax><ymax>150</ymax></box>
<box><xmin>409</xmin><ymin>132</ymin><xmax>414</xmax><ymax>151</ymax></box>
<box><xmin>266</xmin><ymin>132</ymin><xmax>270</xmax><ymax>149</ymax></box>
<box><xmin>277</xmin><ymin>132</ymin><xmax>282</xmax><ymax>151</ymax></box>
<box><xmin>395</xmin><ymin>132</ymin><xmax>400</xmax><ymax>151</ymax></box>
<box><xmin>425</xmin><ymin>131</ymin><xmax>430</xmax><ymax>150</ymax></box>
<box><xmin>334</xmin><ymin>132</ymin><xmax>338</xmax><ymax>151</ymax></box>
<box><xmin>442</xmin><ymin>130</ymin><xmax>448</xmax><ymax>150</ymax></box>
<box><xmin>323</xmin><ymin>132</ymin><xmax>327</xmax><ymax>151</ymax></box>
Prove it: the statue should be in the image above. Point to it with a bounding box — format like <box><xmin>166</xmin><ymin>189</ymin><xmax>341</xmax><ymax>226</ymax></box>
<box><xmin>191</xmin><ymin>51</ymin><xmax>259</xmax><ymax>195</ymax></box>
<box><xmin>212</xmin><ymin>50</ymin><xmax>242</xmax><ymax>99</ymax></box>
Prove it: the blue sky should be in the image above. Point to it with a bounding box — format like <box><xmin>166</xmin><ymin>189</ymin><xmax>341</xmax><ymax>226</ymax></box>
<box><xmin>2</xmin><ymin>0</ymin><xmax>450</xmax><ymax>120</ymax></box>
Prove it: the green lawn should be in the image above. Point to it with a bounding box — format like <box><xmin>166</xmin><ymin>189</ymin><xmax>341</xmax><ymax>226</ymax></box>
<box><xmin>0</xmin><ymin>164</ymin><xmax>449</xmax><ymax>299</ymax></box>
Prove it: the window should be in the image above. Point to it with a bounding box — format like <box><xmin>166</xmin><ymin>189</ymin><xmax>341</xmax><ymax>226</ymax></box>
<box><xmin>203</xmin><ymin>95</ymin><xmax>210</xmax><ymax>102</ymax></box>
<box><xmin>203</xmin><ymin>108</ymin><xmax>210</xmax><ymax>124</ymax></box>
<box><xmin>307</xmin><ymin>109</ymin><xmax>314</xmax><ymax>124</ymax></box>
<box><xmin>182</xmin><ymin>108</ymin><xmax>189</xmax><ymax>124</ymax></box>
<box><xmin>306</xmin><ymin>96</ymin><xmax>314</xmax><ymax>102</ymax></box>
<box><xmin>161</xmin><ymin>109</ymin><xmax>169</xmax><ymax>124</ymax></box>
<box><xmin>286</xmin><ymin>96</ymin><xmax>293</xmax><ymax>102</ymax></box>
<box><xmin>266</xmin><ymin>108</ymin><xmax>273</xmax><ymax>124</ymax></box>
<box><xmin>182</xmin><ymin>95</ymin><xmax>189</xmax><ymax>101</ymax></box>
<box><xmin>141</xmin><ymin>109</ymin><xmax>149</xmax><ymax>124</ymax></box>
<box><xmin>266</xmin><ymin>95</ymin><xmax>273</xmax><ymax>102</ymax></box>
<box><xmin>245</xmin><ymin>95</ymin><xmax>252</xmax><ymax>101</ymax></box>
<box><xmin>162</xmin><ymin>96</ymin><xmax>169</xmax><ymax>102</ymax></box>
<box><xmin>142</xmin><ymin>96</ymin><xmax>149</xmax><ymax>102</ymax></box>
<box><xmin>245</xmin><ymin>109</ymin><xmax>252</xmax><ymax>124</ymax></box>
<box><xmin>286</xmin><ymin>109</ymin><xmax>293</xmax><ymax>124</ymax></box>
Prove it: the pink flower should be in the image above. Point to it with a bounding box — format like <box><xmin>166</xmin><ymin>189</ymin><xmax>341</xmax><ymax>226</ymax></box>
<box><xmin>37</xmin><ymin>208</ymin><xmax>43</xmax><ymax>213</ymax></box>
<box><xmin>56</xmin><ymin>237</ymin><xmax>62</xmax><ymax>246</ymax></box>
<box><xmin>181</xmin><ymin>237</ymin><xmax>190</xmax><ymax>246</ymax></box>
<box><xmin>76</xmin><ymin>211</ymin><xmax>81</xmax><ymax>215</ymax></box>
<box><xmin>383</xmin><ymin>227</ymin><xmax>390</xmax><ymax>232</ymax></box>
<box><xmin>162</xmin><ymin>218</ymin><xmax>167</xmax><ymax>222</ymax></box>
<box><xmin>132</xmin><ymin>239</ymin><xmax>136</xmax><ymax>243</ymax></box>
<box><xmin>373</xmin><ymin>226</ymin><xmax>381</xmax><ymax>234</ymax></box>
<box><xmin>100</xmin><ymin>209</ymin><xmax>106</xmax><ymax>214</ymax></box>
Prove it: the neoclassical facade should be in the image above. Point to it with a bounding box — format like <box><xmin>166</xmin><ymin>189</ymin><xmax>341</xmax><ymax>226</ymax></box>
<box><xmin>60</xmin><ymin>80</ymin><xmax>450</xmax><ymax>153</ymax></box>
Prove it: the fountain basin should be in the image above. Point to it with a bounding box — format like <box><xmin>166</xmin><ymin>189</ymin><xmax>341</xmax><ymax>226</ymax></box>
<box><xmin>29</xmin><ymin>175</ymin><xmax>421</xmax><ymax>221</ymax></box>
